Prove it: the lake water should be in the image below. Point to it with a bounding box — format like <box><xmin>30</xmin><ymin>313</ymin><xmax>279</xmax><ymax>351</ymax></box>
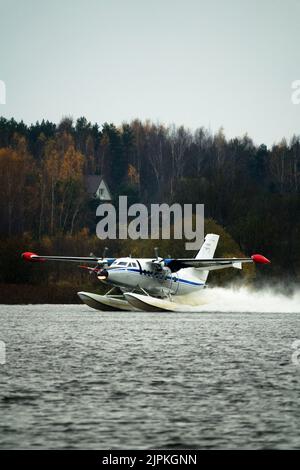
<box><xmin>1</xmin><ymin>297</ymin><xmax>300</xmax><ymax>449</ymax></box>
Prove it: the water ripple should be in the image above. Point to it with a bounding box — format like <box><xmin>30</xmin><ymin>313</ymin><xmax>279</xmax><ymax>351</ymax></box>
<box><xmin>0</xmin><ymin>305</ymin><xmax>300</xmax><ymax>449</ymax></box>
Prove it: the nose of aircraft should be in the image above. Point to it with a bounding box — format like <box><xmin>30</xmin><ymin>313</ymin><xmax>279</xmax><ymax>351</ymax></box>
<box><xmin>97</xmin><ymin>269</ymin><xmax>109</xmax><ymax>281</ymax></box>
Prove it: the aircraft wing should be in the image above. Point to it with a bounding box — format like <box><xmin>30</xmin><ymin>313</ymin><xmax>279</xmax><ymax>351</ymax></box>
<box><xmin>22</xmin><ymin>252</ymin><xmax>115</xmax><ymax>265</ymax></box>
<box><xmin>164</xmin><ymin>254</ymin><xmax>270</xmax><ymax>273</ymax></box>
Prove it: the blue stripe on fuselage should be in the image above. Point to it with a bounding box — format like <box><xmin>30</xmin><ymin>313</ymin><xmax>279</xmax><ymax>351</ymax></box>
<box><xmin>108</xmin><ymin>267</ymin><xmax>204</xmax><ymax>287</ymax></box>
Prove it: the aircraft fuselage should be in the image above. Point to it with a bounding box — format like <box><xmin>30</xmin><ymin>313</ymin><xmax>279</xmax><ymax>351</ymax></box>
<box><xmin>99</xmin><ymin>258</ymin><xmax>205</xmax><ymax>297</ymax></box>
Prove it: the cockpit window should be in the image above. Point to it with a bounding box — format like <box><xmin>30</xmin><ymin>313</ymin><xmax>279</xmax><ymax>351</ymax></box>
<box><xmin>131</xmin><ymin>262</ymin><xmax>137</xmax><ymax>267</ymax></box>
<box><xmin>117</xmin><ymin>261</ymin><xmax>127</xmax><ymax>266</ymax></box>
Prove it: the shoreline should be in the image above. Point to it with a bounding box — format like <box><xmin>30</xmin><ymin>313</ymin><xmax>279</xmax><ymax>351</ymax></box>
<box><xmin>0</xmin><ymin>283</ymin><xmax>85</xmax><ymax>304</ymax></box>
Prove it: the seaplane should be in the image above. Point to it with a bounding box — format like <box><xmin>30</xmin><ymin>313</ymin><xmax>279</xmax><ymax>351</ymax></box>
<box><xmin>22</xmin><ymin>234</ymin><xmax>270</xmax><ymax>312</ymax></box>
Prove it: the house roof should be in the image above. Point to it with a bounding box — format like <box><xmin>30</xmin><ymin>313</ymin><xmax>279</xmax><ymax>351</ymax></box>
<box><xmin>85</xmin><ymin>175</ymin><xmax>103</xmax><ymax>194</ymax></box>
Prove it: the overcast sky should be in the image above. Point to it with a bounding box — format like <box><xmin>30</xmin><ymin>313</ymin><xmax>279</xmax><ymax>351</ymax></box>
<box><xmin>0</xmin><ymin>0</ymin><xmax>300</xmax><ymax>146</ymax></box>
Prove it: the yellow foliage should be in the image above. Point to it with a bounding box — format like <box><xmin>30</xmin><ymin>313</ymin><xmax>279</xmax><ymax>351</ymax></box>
<box><xmin>127</xmin><ymin>164</ymin><xmax>140</xmax><ymax>185</ymax></box>
<box><xmin>60</xmin><ymin>145</ymin><xmax>84</xmax><ymax>181</ymax></box>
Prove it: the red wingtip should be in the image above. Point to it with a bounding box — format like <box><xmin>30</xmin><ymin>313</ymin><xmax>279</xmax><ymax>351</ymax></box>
<box><xmin>22</xmin><ymin>252</ymin><xmax>45</xmax><ymax>262</ymax></box>
<box><xmin>251</xmin><ymin>254</ymin><xmax>271</xmax><ymax>264</ymax></box>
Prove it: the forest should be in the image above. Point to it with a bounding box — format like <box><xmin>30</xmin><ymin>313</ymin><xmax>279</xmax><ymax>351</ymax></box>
<box><xmin>0</xmin><ymin>115</ymin><xmax>299</xmax><ymax>302</ymax></box>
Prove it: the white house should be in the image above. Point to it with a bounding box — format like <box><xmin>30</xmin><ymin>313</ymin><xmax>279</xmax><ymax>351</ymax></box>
<box><xmin>85</xmin><ymin>175</ymin><xmax>112</xmax><ymax>201</ymax></box>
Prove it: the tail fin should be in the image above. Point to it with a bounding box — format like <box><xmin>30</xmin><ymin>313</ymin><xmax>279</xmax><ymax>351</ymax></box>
<box><xmin>195</xmin><ymin>233</ymin><xmax>219</xmax><ymax>260</ymax></box>
<box><xmin>194</xmin><ymin>233</ymin><xmax>219</xmax><ymax>283</ymax></box>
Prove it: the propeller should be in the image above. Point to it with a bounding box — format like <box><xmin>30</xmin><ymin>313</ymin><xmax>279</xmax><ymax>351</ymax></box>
<box><xmin>80</xmin><ymin>246</ymin><xmax>110</xmax><ymax>274</ymax></box>
<box><xmin>79</xmin><ymin>265</ymin><xmax>101</xmax><ymax>274</ymax></box>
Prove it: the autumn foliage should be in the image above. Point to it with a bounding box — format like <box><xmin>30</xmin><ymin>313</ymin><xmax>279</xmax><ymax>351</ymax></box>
<box><xmin>0</xmin><ymin>115</ymin><xmax>299</xmax><ymax>301</ymax></box>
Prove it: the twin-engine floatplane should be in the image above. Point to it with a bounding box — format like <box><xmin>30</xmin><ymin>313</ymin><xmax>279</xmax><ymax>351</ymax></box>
<box><xmin>22</xmin><ymin>234</ymin><xmax>270</xmax><ymax>312</ymax></box>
